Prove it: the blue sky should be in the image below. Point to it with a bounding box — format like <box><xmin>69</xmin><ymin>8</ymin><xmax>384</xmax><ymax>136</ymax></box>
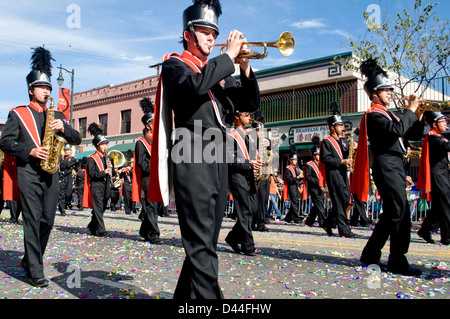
<box><xmin>0</xmin><ymin>0</ymin><xmax>449</xmax><ymax>122</ymax></box>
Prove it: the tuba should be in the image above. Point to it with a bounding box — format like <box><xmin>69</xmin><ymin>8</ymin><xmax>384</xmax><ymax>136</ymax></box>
<box><xmin>40</xmin><ymin>96</ymin><xmax>67</xmax><ymax>174</ymax></box>
<box><xmin>107</xmin><ymin>150</ymin><xmax>126</xmax><ymax>168</ymax></box>
<box><xmin>252</xmin><ymin>120</ymin><xmax>275</xmax><ymax>189</ymax></box>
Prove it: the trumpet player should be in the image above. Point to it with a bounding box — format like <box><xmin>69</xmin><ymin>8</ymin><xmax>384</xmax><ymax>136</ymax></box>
<box><xmin>83</xmin><ymin>123</ymin><xmax>115</xmax><ymax>237</ymax></box>
<box><xmin>417</xmin><ymin>111</ymin><xmax>450</xmax><ymax>245</ymax></box>
<box><xmin>148</xmin><ymin>0</ymin><xmax>259</xmax><ymax>299</ymax></box>
<box><xmin>353</xmin><ymin>58</ymin><xmax>425</xmax><ymax>276</ymax></box>
<box><xmin>0</xmin><ymin>47</ymin><xmax>81</xmax><ymax>287</ymax></box>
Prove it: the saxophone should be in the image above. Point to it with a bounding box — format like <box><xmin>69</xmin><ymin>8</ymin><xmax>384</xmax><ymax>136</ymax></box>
<box><xmin>40</xmin><ymin>96</ymin><xmax>67</xmax><ymax>174</ymax></box>
<box><xmin>253</xmin><ymin>120</ymin><xmax>275</xmax><ymax>189</ymax></box>
<box><xmin>347</xmin><ymin>130</ymin><xmax>356</xmax><ymax>173</ymax></box>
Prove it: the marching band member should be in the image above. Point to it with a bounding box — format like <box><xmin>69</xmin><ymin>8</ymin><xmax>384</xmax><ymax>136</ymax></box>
<box><xmin>0</xmin><ymin>47</ymin><xmax>81</xmax><ymax>287</ymax></box>
<box><xmin>303</xmin><ymin>136</ymin><xmax>326</xmax><ymax>227</ymax></box>
<box><xmin>319</xmin><ymin>102</ymin><xmax>356</xmax><ymax>238</ymax></box>
<box><xmin>58</xmin><ymin>145</ymin><xmax>77</xmax><ymax>215</ymax></box>
<box><xmin>352</xmin><ymin>58</ymin><xmax>425</xmax><ymax>276</ymax></box>
<box><xmin>225</xmin><ymin>110</ymin><xmax>260</xmax><ymax>256</ymax></box>
<box><xmin>148</xmin><ymin>0</ymin><xmax>260</xmax><ymax>299</ymax></box>
<box><xmin>83</xmin><ymin>123</ymin><xmax>115</xmax><ymax>237</ymax></box>
<box><xmin>283</xmin><ymin>145</ymin><xmax>302</xmax><ymax>224</ymax></box>
<box><xmin>132</xmin><ymin>98</ymin><xmax>162</xmax><ymax>244</ymax></box>
<box><xmin>417</xmin><ymin>111</ymin><xmax>450</xmax><ymax>245</ymax></box>
<box><xmin>120</xmin><ymin>158</ymin><xmax>134</xmax><ymax>215</ymax></box>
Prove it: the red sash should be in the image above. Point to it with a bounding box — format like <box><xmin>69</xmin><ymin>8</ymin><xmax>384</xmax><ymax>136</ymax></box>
<box><xmin>2</xmin><ymin>103</ymin><xmax>47</xmax><ymax>202</ymax></box>
<box><xmin>302</xmin><ymin>160</ymin><xmax>321</xmax><ymax>200</ymax></box>
<box><xmin>83</xmin><ymin>151</ymin><xmax>106</xmax><ymax>208</ymax></box>
<box><xmin>318</xmin><ymin>135</ymin><xmax>342</xmax><ymax>188</ymax></box>
<box><xmin>228</xmin><ymin>127</ymin><xmax>250</xmax><ymax>160</ymax></box>
<box><xmin>283</xmin><ymin>165</ymin><xmax>297</xmax><ymax>200</ymax></box>
<box><xmin>148</xmin><ymin>50</ymin><xmax>226</xmax><ymax>205</ymax></box>
<box><xmin>417</xmin><ymin>129</ymin><xmax>444</xmax><ymax>201</ymax></box>
<box><xmin>132</xmin><ymin>135</ymin><xmax>152</xmax><ymax>203</ymax></box>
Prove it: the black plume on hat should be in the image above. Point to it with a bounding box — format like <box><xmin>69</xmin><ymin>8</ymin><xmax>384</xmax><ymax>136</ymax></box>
<box><xmin>289</xmin><ymin>144</ymin><xmax>298</xmax><ymax>160</ymax></box>
<box><xmin>360</xmin><ymin>58</ymin><xmax>387</xmax><ymax>80</ymax></box>
<box><xmin>30</xmin><ymin>47</ymin><xmax>54</xmax><ymax>77</ymax></box>
<box><xmin>312</xmin><ymin>135</ymin><xmax>321</xmax><ymax>155</ymax></box>
<box><xmin>193</xmin><ymin>0</ymin><xmax>222</xmax><ymax>15</ymax></box>
<box><xmin>139</xmin><ymin>97</ymin><xmax>154</xmax><ymax>115</ymax></box>
<box><xmin>26</xmin><ymin>46</ymin><xmax>54</xmax><ymax>89</ymax></box>
<box><xmin>330</xmin><ymin>101</ymin><xmax>341</xmax><ymax>116</ymax></box>
<box><xmin>88</xmin><ymin>122</ymin><xmax>103</xmax><ymax>137</ymax></box>
<box><xmin>312</xmin><ymin>135</ymin><xmax>321</xmax><ymax>147</ymax></box>
<box><xmin>139</xmin><ymin>97</ymin><xmax>155</xmax><ymax>125</ymax></box>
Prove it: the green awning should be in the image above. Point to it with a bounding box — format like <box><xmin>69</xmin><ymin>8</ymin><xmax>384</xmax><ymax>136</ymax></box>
<box><xmin>74</xmin><ymin>150</ymin><xmax>94</xmax><ymax>159</ymax></box>
<box><xmin>107</xmin><ymin>142</ymin><xmax>136</xmax><ymax>154</ymax></box>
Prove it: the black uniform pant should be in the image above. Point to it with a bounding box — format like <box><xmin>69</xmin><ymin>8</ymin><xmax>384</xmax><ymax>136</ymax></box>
<box><xmin>139</xmin><ymin>197</ymin><xmax>161</xmax><ymax>241</ymax></box>
<box><xmin>172</xmin><ymin>131</ymin><xmax>226</xmax><ymax>299</ymax></box>
<box><xmin>226</xmin><ymin>170</ymin><xmax>255</xmax><ymax>253</ymax></box>
<box><xmin>361</xmin><ymin>154</ymin><xmax>411</xmax><ymax>270</ymax></box>
<box><xmin>9</xmin><ymin>201</ymin><xmax>22</xmax><ymax>222</ymax></box>
<box><xmin>58</xmin><ymin>177</ymin><xmax>68</xmax><ymax>213</ymax></box>
<box><xmin>18</xmin><ymin>166</ymin><xmax>58</xmax><ymax>279</ymax></box>
<box><xmin>305</xmin><ymin>188</ymin><xmax>326</xmax><ymax>227</ymax></box>
<box><xmin>421</xmin><ymin>170</ymin><xmax>450</xmax><ymax>243</ymax></box>
<box><xmin>253</xmin><ymin>178</ymin><xmax>270</xmax><ymax>230</ymax></box>
<box><xmin>284</xmin><ymin>187</ymin><xmax>301</xmax><ymax>223</ymax></box>
<box><xmin>350</xmin><ymin>195</ymin><xmax>370</xmax><ymax>227</ymax></box>
<box><xmin>110</xmin><ymin>188</ymin><xmax>120</xmax><ymax>211</ymax></box>
<box><xmin>88</xmin><ymin>182</ymin><xmax>108</xmax><ymax>236</ymax></box>
<box><xmin>123</xmin><ymin>185</ymin><xmax>133</xmax><ymax>214</ymax></box>
<box><xmin>77</xmin><ymin>186</ymin><xmax>84</xmax><ymax>210</ymax></box>
<box><xmin>324</xmin><ymin>181</ymin><xmax>352</xmax><ymax>236</ymax></box>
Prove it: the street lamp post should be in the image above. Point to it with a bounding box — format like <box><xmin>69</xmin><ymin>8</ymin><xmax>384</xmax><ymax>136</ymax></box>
<box><xmin>56</xmin><ymin>64</ymin><xmax>75</xmax><ymax>126</ymax></box>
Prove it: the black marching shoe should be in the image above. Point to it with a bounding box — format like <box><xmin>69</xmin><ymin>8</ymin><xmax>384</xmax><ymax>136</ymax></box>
<box><xmin>417</xmin><ymin>228</ymin><xmax>435</xmax><ymax>244</ymax></box>
<box><xmin>29</xmin><ymin>277</ymin><xmax>49</xmax><ymax>288</ymax></box>
<box><xmin>225</xmin><ymin>238</ymin><xmax>241</xmax><ymax>254</ymax></box>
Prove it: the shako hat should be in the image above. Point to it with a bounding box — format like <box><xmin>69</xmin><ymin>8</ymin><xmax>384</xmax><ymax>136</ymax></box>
<box><xmin>26</xmin><ymin>47</ymin><xmax>54</xmax><ymax>90</ymax></box>
<box><xmin>289</xmin><ymin>144</ymin><xmax>298</xmax><ymax>161</ymax></box>
<box><xmin>312</xmin><ymin>135</ymin><xmax>321</xmax><ymax>155</ymax></box>
<box><xmin>327</xmin><ymin>101</ymin><xmax>344</xmax><ymax>127</ymax></box>
<box><xmin>183</xmin><ymin>0</ymin><xmax>222</xmax><ymax>35</ymax></box>
<box><xmin>360</xmin><ymin>58</ymin><xmax>394</xmax><ymax>98</ymax></box>
<box><xmin>88</xmin><ymin>122</ymin><xmax>109</xmax><ymax>147</ymax></box>
<box><xmin>424</xmin><ymin>111</ymin><xmax>446</xmax><ymax>127</ymax></box>
<box><xmin>139</xmin><ymin>97</ymin><xmax>155</xmax><ymax>125</ymax></box>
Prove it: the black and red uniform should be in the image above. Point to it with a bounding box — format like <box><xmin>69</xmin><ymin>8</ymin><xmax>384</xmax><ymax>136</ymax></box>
<box><xmin>0</xmin><ymin>102</ymin><xmax>81</xmax><ymax>280</ymax></box>
<box><xmin>150</xmin><ymin>50</ymin><xmax>259</xmax><ymax>299</ymax></box>
<box><xmin>83</xmin><ymin>151</ymin><xmax>115</xmax><ymax>236</ymax></box>
<box><xmin>132</xmin><ymin>133</ymin><xmax>162</xmax><ymax>243</ymax></box>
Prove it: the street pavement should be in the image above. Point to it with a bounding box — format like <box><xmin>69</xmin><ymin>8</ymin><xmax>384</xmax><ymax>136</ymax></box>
<box><xmin>0</xmin><ymin>208</ymin><xmax>449</xmax><ymax>305</ymax></box>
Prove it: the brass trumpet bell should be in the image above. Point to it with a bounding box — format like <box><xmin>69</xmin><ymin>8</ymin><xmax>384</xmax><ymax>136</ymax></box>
<box><xmin>215</xmin><ymin>31</ymin><xmax>295</xmax><ymax>59</ymax></box>
<box><xmin>392</xmin><ymin>97</ymin><xmax>450</xmax><ymax>112</ymax></box>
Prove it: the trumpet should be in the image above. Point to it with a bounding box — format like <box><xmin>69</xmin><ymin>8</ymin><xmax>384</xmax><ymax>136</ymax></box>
<box><xmin>214</xmin><ymin>31</ymin><xmax>295</xmax><ymax>59</ymax></box>
<box><xmin>391</xmin><ymin>97</ymin><xmax>450</xmax><ymax>112</ymax></box>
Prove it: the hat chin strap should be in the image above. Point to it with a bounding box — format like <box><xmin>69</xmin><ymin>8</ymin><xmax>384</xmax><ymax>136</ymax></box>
<box><xmin>375</xmin><ymin>90</ymin><xmax>390</xmax><ymax>108</ymax></box>
<box><xmin>188</xmin><ymin>22</ymin><xmax>210</xmax><ymax>57</ymax></box>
